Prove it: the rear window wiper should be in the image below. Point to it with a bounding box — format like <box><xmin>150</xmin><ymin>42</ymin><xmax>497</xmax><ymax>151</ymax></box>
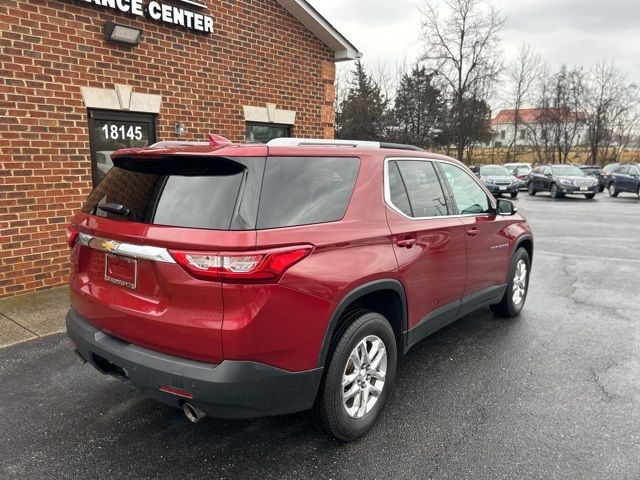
<box><xmin>96</xmin><ymin>203</ymin><xmax>131</xmax><ymax>217</ymax></box>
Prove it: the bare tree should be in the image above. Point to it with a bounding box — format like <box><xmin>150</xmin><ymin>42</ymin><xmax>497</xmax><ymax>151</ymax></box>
<box><xmin>369</xmin><ymin>57</ymin><xmax>397</xmax><ymax>102</ymax></box>
<box><xmin>549</xmin><ymin>65</ymin><xmax>586</xmax><ymax>163</ymax></box>
<box><xmin>505</xmin><ymin>43</ymin><xmax>540</xmax><ymax>160</ymax></box>
<box><xmin>610</xmin><ymin>85</ymin><xmax>640</xmax><ymax>161</ymax></box>
<box><xmin>420</xmin><ymin>0</ymin><xmax>505</xmax><ymax>162</ymax></box>
<box><xmin>523</xmin><ymin>63</ymin><xmax>549</xmax><ymax>163</ymax></box>
<box><xmin>525</xmin><ymin>64</ymin><xmax>585</xmax><ymax>164</ymax></box>
<box><xmin>583</xmin><ymin>61</ymin><xmax>636</xmax><ymax>165</ymax></box>
<box><xmin>604</xmin><ymin>84</ymin><xmax>639</xmax><ymax>162</ymax></box>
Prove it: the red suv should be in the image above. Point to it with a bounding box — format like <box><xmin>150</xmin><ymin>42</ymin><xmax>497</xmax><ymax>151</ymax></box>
<box><xmin>66</xmin><ymin>136</ymin><xmax>533</xmax><ymax>441</ymax></box>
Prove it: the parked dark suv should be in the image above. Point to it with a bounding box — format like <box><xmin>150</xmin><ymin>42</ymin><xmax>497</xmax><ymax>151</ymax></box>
<box><xmin>578</xmin><ymin>165</ymin><xmax>606</xmax><ymax>192</ymax></box>
<box><xmin>527</xmin><ymin>164</ymin><xmax>599</xmax><ymax>199</ymax></box>
<box><xmin>607</xmin><ymin>164</ymin><xmax>640</xmax><ymax>198</ymax></box>
<box><xmin>477</xmin><ymin>165</ymin><xmax>519</xmax><ymax>198</ymax></box>
<box><xmin>66</xmin><ymin>136</ymin><xmax>534</xmax><ymax>441</ymax></box>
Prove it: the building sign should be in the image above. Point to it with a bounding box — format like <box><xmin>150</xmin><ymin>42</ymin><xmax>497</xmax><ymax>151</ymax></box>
<box><xmin>80</xmin><ymin>0</ymin><xmax>214</xmax><ymax>34</ymax></box>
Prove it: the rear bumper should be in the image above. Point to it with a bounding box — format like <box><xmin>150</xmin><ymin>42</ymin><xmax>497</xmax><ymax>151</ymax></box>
<box><xmin>66</xmin><ymin>308</ymin><xmax>323</xmax><ymax>419</ymax></box>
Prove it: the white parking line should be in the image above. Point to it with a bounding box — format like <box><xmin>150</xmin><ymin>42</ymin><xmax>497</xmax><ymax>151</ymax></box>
<box><xmin>537</xmin><ymin>250</ymin><xmax>640</xmax><ymax>264</ymax></box>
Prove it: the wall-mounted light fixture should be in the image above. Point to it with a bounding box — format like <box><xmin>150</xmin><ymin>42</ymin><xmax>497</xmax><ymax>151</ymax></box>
<box><xmin>175</xmin><ymin>123</ymin><xmax>186</xmax><ymax>138</ymax></box>
<box><xmin>104</xmin><ymin>22</ymin><xmax>142</xmax><ymax>47</ymax></box>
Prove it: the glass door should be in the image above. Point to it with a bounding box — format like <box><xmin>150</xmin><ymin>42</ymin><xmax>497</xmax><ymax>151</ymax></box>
<box><xmin>88</xmin><ymin>110</ymin><xmax>157</xmax><ymax>186</ymax></box>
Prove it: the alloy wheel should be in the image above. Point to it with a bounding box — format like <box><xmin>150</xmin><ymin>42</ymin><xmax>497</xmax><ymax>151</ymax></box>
<box><xmin>512</xmin><ymin>259</ymin><xmax>527</xmax><ymax>305</ymax></box>
<box><xmin>342</xmin><ymin>335</ymin><xmax>387</xmax><ymax>419</ymax></box>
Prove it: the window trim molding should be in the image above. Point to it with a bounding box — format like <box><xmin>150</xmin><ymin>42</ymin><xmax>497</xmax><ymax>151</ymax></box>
<box><xmin>383</xmin><ymin>157</ymin><xmax>497</xmax><ymax>221</ymax></box>
<box><xmin>243</xmin><ymin>103</ymin><xmax>296</xmax><ymax>125</ymax></box>
<box><xmin>81</xmin><ymin>85</ymin><xmax>162</xmax><ymax>113</ymax></box>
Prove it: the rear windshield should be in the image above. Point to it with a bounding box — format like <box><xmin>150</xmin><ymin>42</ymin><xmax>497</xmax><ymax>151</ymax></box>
<box><xmin>480</xmin><ymin>165</ymin><xmax>510</xmax><ymax>176</ymax></box>
<box><xmin>81</xmin><ymin>156</ymin><xmax>359</xmax><ymax>230</ymax></box>
<box><xmin>551</xmin><ymin>165</ymin><xmax>584</xmax><ymax>176</ymax></box>
<box><xmin>81</xmin><ymin>157</ymin><xmax>263</xmax><ymax>230</ymax></box>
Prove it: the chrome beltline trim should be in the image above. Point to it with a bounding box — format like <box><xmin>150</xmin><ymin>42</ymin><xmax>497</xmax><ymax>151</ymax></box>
<box><xmin>77</xmin><ymin>233</ymin><xmax>176</xmax><ymax>264</ymax></box>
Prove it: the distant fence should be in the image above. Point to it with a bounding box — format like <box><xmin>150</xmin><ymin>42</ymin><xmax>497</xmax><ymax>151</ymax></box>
<box><xmin>462</xmin><ymin>147</ymin><xmax>640</xmax><ymax>166</ymax></box>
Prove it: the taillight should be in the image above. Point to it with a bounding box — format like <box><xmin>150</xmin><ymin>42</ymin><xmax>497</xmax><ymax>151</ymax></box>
<box><xmin>65</xmin><ymin>224</ymin><xmax>79</xmax><ymax>248</ymax></box>
<box><xmin>169</xmin><ymin>246</ymin><xmax>313</xmax><ymax>283</ymax></box>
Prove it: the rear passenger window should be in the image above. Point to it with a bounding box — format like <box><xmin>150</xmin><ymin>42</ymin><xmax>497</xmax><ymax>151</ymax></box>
<box><xmin>387</xmin><ymin>161</ymin><xmax>412</xmax><ymax>216</ymax></box>
<box><xmin>257</xmin><ymin>157</ymin><xmax>360</xmax><ymax>229</ymax></box>
<box><xmin>394</xmin><ymin>161</ymin><xmax>449</xmax><ymax>217</ymax></box>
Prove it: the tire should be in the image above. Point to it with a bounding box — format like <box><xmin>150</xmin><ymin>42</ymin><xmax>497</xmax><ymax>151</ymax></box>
<box><xmin>527</xmin><ymin>183</ymin><xmax>536</xmax><ymax>196</ymax></box>
<box><xmin>608</xmin><ymin>183</ymin><xmax>618</xmax><ymax>197</ymax></box>
<box><xmin>510</xmin><ymin>191</ymin><xmax>518</xmax><ymax>199</ymax></box>
<box><xmin>491</xmin><ymin>247</ymin><xmax>531</xmax><ymax>318</ymax></box>
<box><xmin>550</xmin><ymin>183</ymin><xmax>561</xmax><ymax>199</ymax></box>
<box><xmin>585</xmin><ymin>193</ymin><xmax>595</xmax><ymax>199</ymax></box>
<box><xmin>637</xmin><ymin>186</ymin><xmax>640</xmax><ymax>198</ymax></box>
<box><xmin>315</xmin><ymin>310</ymin><xmax>397</xmax><ymax>442</ymax></box>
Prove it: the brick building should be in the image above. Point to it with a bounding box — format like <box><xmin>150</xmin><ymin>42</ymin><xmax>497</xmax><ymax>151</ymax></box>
<box><xmin>0</xmin><ymin>0</ymin><xmax>359</xmax><ymax>298</ymax></box>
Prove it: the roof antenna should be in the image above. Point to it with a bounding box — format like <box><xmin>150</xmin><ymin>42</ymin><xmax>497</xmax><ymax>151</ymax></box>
<box><xmin>209</xmin><ymin>134</ymin><xmax>232</xmax><ymax>147</ymax></box>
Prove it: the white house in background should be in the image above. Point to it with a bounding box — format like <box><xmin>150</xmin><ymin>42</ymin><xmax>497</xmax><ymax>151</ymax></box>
<box><xmin>491</xmin><ymin>108</ymin><xmax>587</xmax><ymax>147</ymax></box>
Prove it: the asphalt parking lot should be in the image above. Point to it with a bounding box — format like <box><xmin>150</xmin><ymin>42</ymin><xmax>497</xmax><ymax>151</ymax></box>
<box><xmin>1</xmin><ymin>191</ymin><xmax>639</xmax><ymax>480</ymax></box>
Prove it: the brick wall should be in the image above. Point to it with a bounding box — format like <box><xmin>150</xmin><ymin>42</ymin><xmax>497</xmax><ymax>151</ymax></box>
<box><xmin>0</xmin><ymin>0</ymin><xmax>337</xmax><ymax>298</ymax></box>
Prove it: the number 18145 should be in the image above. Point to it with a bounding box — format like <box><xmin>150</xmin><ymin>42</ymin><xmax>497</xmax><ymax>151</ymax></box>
<box><xmin>101</xmin><ymin>124</ymin><xmax>143</xmax><ymax>141</ymax></box>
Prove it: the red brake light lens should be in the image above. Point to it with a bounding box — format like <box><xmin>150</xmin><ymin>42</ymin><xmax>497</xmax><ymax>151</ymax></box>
<box><xmin>169</xmin><ymin>246</ymin><xmax>313</xmax><ymax>283</ymax></box>
<box><xmin>65</xmin><ymin>224</ymin><xmax>79</xmax><ymax>248</ymax></box>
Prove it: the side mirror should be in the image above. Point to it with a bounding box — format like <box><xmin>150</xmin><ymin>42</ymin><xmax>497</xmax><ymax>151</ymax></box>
<box><xmin>497</xmin><ymin>198</ymin><xmax>517</xmax><ymax>215</ymax></box>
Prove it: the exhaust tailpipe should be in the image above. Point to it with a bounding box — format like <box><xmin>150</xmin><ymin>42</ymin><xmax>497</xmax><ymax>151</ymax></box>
<box><xmin>182</xmin><ymin>402</ymin><xmax>206</xmax><ymax>424</ymax></box>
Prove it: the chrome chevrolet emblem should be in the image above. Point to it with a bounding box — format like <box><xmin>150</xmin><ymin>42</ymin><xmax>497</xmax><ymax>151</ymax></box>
<box><xmin>101</xmin><ymin>240</ymin><xmax>119</xmax><ymax>253</ymax></box>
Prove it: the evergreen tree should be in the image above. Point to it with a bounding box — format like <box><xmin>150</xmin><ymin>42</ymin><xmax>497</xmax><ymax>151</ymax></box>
<box><xmin>336</xmin><ymin>61</ymin><xmax>388</xmax><ymax>140</ymax></box>
<box><xmin>455</xmin><ymin>95</ymin><xmax>493</xmax><ymax>160</ymax></box>
<box><xmin>390</xmin><ymin>65</ymin><xmax>445</xmax><ymax>148</ymax></box>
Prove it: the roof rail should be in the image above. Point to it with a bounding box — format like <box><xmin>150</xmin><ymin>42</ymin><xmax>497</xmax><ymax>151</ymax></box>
<box><xmin>379</xmin><ymin>142</ymin><xmax>425</xmax><ymax>152</ymax></box>
<box><xmin>266</xmin><ymin>138</ymin><xmax>424</xmax><ymax>151</ymax></box>
<box><xmin>267</xmin><ymin>138</ymin><xmax>380</xmax><ymax>148</ymax></box>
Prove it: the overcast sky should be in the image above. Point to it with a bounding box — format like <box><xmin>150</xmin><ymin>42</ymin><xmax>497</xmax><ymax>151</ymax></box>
<box><xmin>308</xmin><ymin>0</ymin><xmax>640</xmax><ymax>107</ymax></box>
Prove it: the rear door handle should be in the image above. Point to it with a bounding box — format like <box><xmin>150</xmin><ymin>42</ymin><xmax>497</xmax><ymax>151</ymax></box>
<box><xmin>466</xmin><ymin>227</ymin><xmax>479</xmax><ymax>237</ymax></box>
<box><xmin>396</xmin><ymin>237</ymin><xmax>417</xmax><ymax>248</ymax></box>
